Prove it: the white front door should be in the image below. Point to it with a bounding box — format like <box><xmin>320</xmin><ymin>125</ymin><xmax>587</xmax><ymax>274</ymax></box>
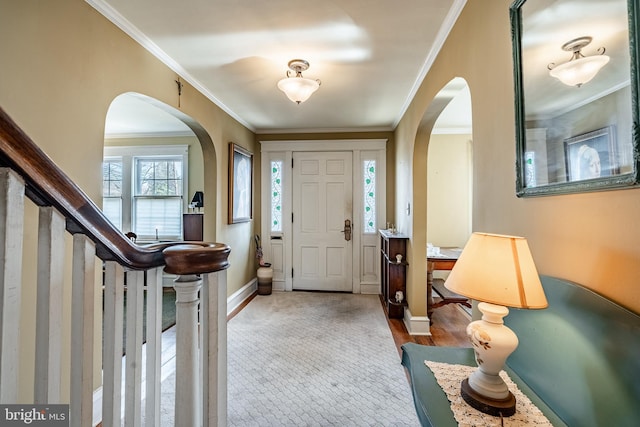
<box><xmin>292</xmin><ymin>151</ymin><xmax>353</xmax><ymax>291</ymax></box>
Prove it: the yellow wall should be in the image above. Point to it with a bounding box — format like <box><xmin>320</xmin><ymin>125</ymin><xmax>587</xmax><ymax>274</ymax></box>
<box><xmin>395</xmin><ymin>0</ymin><xmax>640</xmax><ymax>317</ymax></box>
<box><xmin>427</xmin><ymin>133</ymin><xmax>472</xmax><ymax>248</ymax></box>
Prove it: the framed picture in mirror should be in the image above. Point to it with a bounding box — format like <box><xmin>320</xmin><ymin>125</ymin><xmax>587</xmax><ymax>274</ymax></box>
<box><xmin>564</xmin><ymin>126</ymin><xmax>619</xmax><ymax>182</ymax></box>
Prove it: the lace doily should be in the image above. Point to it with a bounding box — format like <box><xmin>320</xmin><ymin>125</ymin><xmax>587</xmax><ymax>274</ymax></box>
<box><xmin>424</xmin><ymin>361</ymin><xmax>553</xmax><ymax>426</ymax></box>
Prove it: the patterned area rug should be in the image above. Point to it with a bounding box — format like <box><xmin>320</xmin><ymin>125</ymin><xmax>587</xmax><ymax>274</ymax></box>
<box><xmin>159</xmin><ymin>292</ymin><xmax>420</xmax><ymax>426</ymax></box>
<box><xmin>227</xmin><ymin>292</ymin><xmax>419</xmax><ymax>426</ymax></box>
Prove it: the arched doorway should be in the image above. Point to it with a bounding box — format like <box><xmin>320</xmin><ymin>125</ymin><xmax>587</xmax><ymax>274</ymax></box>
<box><xmin>426</xmin><ymin>80</ymin><xmax>472</xmax><ymax>319</ymax></box>
<box><xmin>427</xmin><ymin>81</ymin><xmax>472</xmax><ymax>252</ymax></box>
<box><xmin>102</xmin><ymin>92</ymin><xmax>216</xmax><ymax>241</ymax></box>
<box><xmin>406</xmin><ymin>78</ymin><xmax>472</xmax><ymax>335</ymax></box>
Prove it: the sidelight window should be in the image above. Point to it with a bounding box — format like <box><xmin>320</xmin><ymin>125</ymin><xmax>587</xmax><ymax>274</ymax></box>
<box><xmin>271</xmin><ymin>160</ymin><xmax>283</xmax><ymax>232</ymax></box>
<box><xmin>363</xmin><ymin>160</ymin><xmax>376</xmax><ymax>233</ymax></box>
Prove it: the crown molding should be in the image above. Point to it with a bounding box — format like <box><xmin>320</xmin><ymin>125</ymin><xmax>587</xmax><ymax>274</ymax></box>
<box><xmin>85</xmin><ymin>0</ymin><xmax>255</xmax><ymax>132</ymax></box>
<box><xmin>393</xmin><ymin>0</ymin><xmax>468</xmax><ymax>129</ymax></box>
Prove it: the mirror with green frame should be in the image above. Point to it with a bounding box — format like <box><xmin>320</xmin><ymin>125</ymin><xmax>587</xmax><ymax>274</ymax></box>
<box><xmin>511</xmin><ymin>0</ymin><xmax>640</xmax><ymax>196</ymax></box>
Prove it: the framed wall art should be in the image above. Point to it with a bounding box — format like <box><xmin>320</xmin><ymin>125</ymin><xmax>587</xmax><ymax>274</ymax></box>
<box><xmin>564</xmin><ymin>126</ymin><xmax>618</xmax><ymax>182</ymax></box>
<box><xmin>228</xmin><ymin>143</ymin><xmax>253</xmax><ymax>224</ymax></box>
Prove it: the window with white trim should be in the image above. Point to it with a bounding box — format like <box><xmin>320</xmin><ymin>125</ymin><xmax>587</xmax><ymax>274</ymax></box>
<box><xmin>134</xmin><ymin>157</ymin><xmax>183</xmax><ymax>239</ymax></box>
<box><xmin>102</xmin><ymin>145</ymin><xmax>188</xmax><ymax>241</ymax></box>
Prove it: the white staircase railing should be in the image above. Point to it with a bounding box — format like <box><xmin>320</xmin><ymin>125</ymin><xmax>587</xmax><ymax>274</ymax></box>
<box><xmin>0</xmin><ymin>106</ymin><xmax>230</xmax><ymax>426</ymax></box>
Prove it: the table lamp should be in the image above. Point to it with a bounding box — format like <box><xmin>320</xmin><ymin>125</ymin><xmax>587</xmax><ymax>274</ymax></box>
<box><xmin>191</xmin><ymin>191</ymin><xmax>204</xmax><ymax>212</ymax></box>
<box><xmin>444</xmin><ymin>232</ymin><xmax>547</xmax><ymax>417</ymax></box>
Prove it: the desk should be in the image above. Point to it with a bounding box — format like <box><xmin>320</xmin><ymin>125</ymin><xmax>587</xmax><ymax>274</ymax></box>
<box><xmin>427</xmin><ymin>247</ymin><xmax>469</xmax><ymax>319</ymax></box>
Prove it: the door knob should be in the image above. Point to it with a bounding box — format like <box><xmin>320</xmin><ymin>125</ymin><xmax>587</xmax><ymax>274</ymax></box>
<box><xmin>342</xmin><ymin>219</ymin><xmax>352</xmax><ymax>241</ymax></box>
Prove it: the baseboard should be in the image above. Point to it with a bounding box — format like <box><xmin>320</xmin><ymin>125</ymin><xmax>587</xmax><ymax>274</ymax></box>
<box><xmin>403</xmin><ymin>308</ymin><xmax>432</xmax><ymax>336</ymax></box>
<box><xmin>93</xmin><ymin>388</ymin><xmax>102</xmax><ymax>426</ymax></box>
<box><xmin>227</xmin><ymin>278</ymin><xmax>258</xmax><ymax>316</ymax></box>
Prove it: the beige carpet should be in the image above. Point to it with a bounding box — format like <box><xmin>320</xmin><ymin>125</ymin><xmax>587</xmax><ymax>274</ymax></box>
<box><xmin>158</xmin><ymin>292</ymin><xmax>420</xmax><ymax>426</ymax></box>
<box><xmin>227</xmin><ymin>292</ymin><xmax>419</xmax><ymax>426</ymax></box>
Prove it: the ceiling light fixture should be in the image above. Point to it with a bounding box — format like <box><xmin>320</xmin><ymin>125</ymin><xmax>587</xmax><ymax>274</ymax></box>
<box><xmin>548</xmin><ymin>36</ymin><xmax>610</xmax><ymax>87</ymax></box>
<box><xmin>277</xmin><ymin>59</ymin><xmax>321</xmax><ymax>104</ymax></box>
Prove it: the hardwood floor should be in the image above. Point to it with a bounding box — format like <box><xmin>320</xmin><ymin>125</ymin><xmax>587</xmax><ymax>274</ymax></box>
<box><xmin>383</xmin><ymin>296</ymin><xmax>472</xmax><ymax>356</ymax></box>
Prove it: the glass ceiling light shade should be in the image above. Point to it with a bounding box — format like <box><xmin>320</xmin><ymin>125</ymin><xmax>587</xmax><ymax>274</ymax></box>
<box><xmin>277</xmin><ymin>59</ymin><xmax>321</xmax><ymax>104</ymax></box>
<box><xmin>444</xmin><ymin>232</ymin><xmax>547</xmax><ymax>417</ymax></box>
<box><xmin>548</xmin><ymin>36</ymin><xmax>610</xmax><ymax>87</ymax></box>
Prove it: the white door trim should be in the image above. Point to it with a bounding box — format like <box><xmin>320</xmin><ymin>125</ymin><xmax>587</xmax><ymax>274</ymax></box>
<box><xmin>260</xmin><ymin>140</ymin><xmax>387</xmax><ymax>293</ymax></box>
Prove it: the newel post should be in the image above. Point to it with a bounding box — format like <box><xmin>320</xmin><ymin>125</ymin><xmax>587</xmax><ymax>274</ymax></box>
<box><xmin>172</xmin><ymin>274</ymin><xmax>203</xmax><ymax>425</ymax></box>
<box><xmin>162</xmin><ymin>242</ymin><xmax>231</xmax><ymax>427</ymax></box>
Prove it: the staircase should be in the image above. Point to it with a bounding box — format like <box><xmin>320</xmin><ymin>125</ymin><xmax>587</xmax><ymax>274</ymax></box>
<box><xmin>0</xmin><ymin>106</ymin><xmax>230</xmax><ymax>426</ymax></box>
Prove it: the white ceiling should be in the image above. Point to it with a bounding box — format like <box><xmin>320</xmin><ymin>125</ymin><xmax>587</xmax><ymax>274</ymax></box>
<box><xmin>89</xmin><ymin>0</ymin><xmax>470</xmax><ymax>136</ymax></box>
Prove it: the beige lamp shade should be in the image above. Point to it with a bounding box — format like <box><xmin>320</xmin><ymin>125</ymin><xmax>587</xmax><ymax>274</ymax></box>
<box><xmin>444</xmin><ymin>232</ymin><xmax>548</xmax><ymax>309</ymax></box>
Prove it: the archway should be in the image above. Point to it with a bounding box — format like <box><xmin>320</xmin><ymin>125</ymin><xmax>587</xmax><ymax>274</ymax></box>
<box><xmin>103</xmin><ymin>93</ymin><xmax>217</xmax><ymax>241</ymax></box>
<box><xmin>427</xmin><ymin>82</ymin><xmax>472</xmax><ymax>250</ymax></box>
<box><xmin>407</xmin><ymin>77</ymin><xmax>472</xmax><ymax>334</ymax></box>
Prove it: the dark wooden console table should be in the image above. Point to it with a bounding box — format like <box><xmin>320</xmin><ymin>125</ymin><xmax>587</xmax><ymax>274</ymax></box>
<box><xmin>379</xmin><ymin>230</ymin><xmax>408</xmax><ymax>318</ymax></box>
<box><xmin>183</xmin><ymin>213</ymin><xmax>203</xmax><ymax>241</ymax></box>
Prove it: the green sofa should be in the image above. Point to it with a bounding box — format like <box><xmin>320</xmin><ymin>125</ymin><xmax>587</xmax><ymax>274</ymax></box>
<box><xmin>401</xmin><ymin>276</ymin><xmax>640</xmax><ymax>427</ymax></box>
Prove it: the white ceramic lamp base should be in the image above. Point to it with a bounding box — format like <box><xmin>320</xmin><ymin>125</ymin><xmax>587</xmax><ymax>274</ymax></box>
<box><xmin>462</xmin><ymin>302</ymin><xmax>518</xmax><ymax>417</ymax></box>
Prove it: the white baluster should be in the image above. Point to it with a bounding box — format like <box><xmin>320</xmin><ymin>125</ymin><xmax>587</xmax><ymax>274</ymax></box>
<box><xmin>145</xmin><ymin>267</ymin><xmax>163</xmax><ymax>426</ymax></box>
<box><xmin>125</xmin><ymin>270</ymin><xmax>144</xmax><ymax>427</ymax></box>
<box><xmin>174</xmin><ymin>274</ymin><xmax>202</xmax><ymax>427</ymax></box>
<box><xmin>102</xmin><ymin>261</ymin><xmax>125</xmax><ymax>426</ymax></box>
<box><xmin>34</xmin><ymin>207</ymin><xmax>65</xmax><ymax>404</ymax></box>
<box><xmin>201</xmin><ymin>270</ymin><xmax>228</xmax><ymax>427</ymax></box>
<box><xmin>0</xmin><ymin>168</ymin><xmax>24</xmax><ymax>403</ymax></box>
<box><xmin>70</xmin><ymin>234</ymin><xmax>96</xmax><ymax>427</ymax></box>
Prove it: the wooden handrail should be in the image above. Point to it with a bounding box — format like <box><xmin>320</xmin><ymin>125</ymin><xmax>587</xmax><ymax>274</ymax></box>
<box><xmin>0</xmin><ymin>106</ymin><xmax>229</xmax><ymax>271</ymax></box>
<box><xmin>163</xmin><ymin>243</ymin><xmax>231</xmax><ymax>274</ymax></box>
